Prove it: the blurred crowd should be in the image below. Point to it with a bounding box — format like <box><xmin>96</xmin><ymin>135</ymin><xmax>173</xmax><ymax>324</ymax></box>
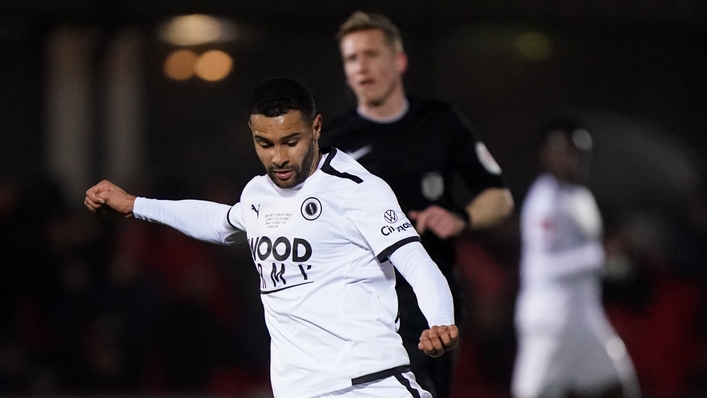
<box><xmin>1</xmin><ymin>168</ymin><xmax>706</xmax><ymax>397</ymax></box>
<box><xmin>0</xmin><ymin>172</ymin><xmax>271</xmax><ymax>397</ymax></box>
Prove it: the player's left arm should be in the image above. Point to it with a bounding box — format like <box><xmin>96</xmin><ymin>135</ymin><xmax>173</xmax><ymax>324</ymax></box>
<box><xmin>388</xmin><ymin>242</ymin><xmax>459</xmax><ymax>357</ymax></box>
<box><xmin>418</xmin><ymin>325</ymin><xmax>459</xmax><ymax>358</ymax></box>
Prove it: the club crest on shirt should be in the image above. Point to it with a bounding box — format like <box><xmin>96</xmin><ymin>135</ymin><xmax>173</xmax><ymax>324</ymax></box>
<box><xmin>421</xmin><ymin>172</ymin><xmax>444</xmax><ymax>201</ymax></box>
<box><xmin>300</xmin><ymin>197</ymin><xmax>322</xmax><ymax>221</ymax></box>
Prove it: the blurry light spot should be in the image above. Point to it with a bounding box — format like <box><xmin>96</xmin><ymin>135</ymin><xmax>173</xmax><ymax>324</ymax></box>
<box><xmin>159</xmin><ymin>14</ymin><xmax>238</xmax><ymax>46</ymax></box>
<box><xmin>572</xmin><ymin>128</ymin><xmax>593</xmax><ymax>151</ymax></box>
<box><xmin>164</xmin><ymin>49</ymin><xmax>198</xmax><ymax>80</ymax></box>
<box><xmin>606</xmin><ymin>336</ymin><xmax>627</xmax><ymax>361</ymax></box>
<box><xmin>195</xmin><ymin>50</ymin><xmax>233</xmax><ymax>82</ymax></box>
<box><xmin>516</xmin><ymin>31</ymin><xmax>553</xmax><ymax>61</ymax></box>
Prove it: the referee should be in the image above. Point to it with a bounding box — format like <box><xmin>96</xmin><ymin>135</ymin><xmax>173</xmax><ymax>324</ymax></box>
<box><xmin>323</xmin><ymin>11</ymin><xmax>514</xmax><ymax>398</ymax></box>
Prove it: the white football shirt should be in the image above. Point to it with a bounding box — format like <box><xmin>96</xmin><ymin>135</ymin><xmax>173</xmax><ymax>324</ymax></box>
<box><xmin>134</xmin><ymin>148</ymin><xmax>453</xmax><ymax>398</ymax></box>
<box><xmin>518</xmin><ymin>173</ymin><xmax>604</xmax><ymax>284</ymax></box>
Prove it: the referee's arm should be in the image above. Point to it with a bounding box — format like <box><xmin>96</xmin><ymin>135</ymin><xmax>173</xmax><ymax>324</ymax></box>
<box><xmin>465</xmin><ymin>186</ymin><xmax>514</xmax><ymax>230</ymax></box>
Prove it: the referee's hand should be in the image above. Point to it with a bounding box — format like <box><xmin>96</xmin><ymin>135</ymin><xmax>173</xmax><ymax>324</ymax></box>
<box><xmin>418</xmin><ymin>325</ymin><xmax>459</xmax><ymax>358</ymax></box>
<box><xmin>409</xmin><ymin>205</ymin><xmax>466</xmax><ymax>239</ymax></box>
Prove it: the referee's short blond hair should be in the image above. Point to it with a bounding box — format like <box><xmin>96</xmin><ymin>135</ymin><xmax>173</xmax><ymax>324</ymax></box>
<box><xmin>337</xmin><ymin>11</ymin><xmax>404</xmax><ymax>53</ymax></box>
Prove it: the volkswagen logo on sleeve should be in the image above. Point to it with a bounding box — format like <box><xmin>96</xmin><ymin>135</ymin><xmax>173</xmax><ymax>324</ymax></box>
<box><xmin>380</xmin><ymin>210</ymin><xmax>412</xmax><ymax>236</ymax></box>
<box><xmin>301</xmin><ymin>197</ymin><xmax>322</xmax><ymax>221</ymax></box>
<box><xmin>384</xmin><ymin>209</ymin><xmax>398</xmax><ymax>223</ymax></box>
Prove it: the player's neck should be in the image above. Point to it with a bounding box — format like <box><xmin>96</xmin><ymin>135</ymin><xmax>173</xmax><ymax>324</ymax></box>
<box><xmin>307</xmin><ymin>151</ymin><xmax>323</xmax><ymax>177</ymax></box>
<box><xmin>357</xmin><ymin>92</ymin><xmax>408</xmax><ymax>123</ymax></box>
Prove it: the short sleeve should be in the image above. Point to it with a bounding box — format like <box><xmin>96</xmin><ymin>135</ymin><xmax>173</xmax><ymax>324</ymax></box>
<box><xmin>226</xmin><ymin>202</ymin><xmax>246</xmax><ymax>232</ymax></box>
<box><xmin>450</xmin><ymin>107</ymin><xmax>507</xmax><ymax>194</ymax></box>
<box><xmin>341</xmin><ymin>178</ymin><xmax>420</xmax><ymax>263</ymax></box>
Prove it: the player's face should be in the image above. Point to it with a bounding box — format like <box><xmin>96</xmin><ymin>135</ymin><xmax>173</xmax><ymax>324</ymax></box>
<box><xmin>250</xmin><ymin>110</ymin><xmax>322</xmax><ymax>189</ymax></box>
<box><xmin>541</xmin><ymin>131</ymin><xmax>588</xmax><ymax>182</ymax></box>
<box><xmin>340</xmin><ymin>29</ymin><xmax>407</xmax><ymax>107</ymax></box>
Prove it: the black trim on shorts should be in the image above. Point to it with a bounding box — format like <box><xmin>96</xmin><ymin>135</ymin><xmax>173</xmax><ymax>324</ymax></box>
<box><xmin>351</xmin><ymin>365</ymin><xmax>410</xmax><ymax>385</ymax></box>
<box><xmin>376</xmin><ymin>236</ymin><xmax>421</xmax><ymax>263</ymax></box>
<box><xmin>394</xmin><ymin>373</ymin><xmax>422</xmax><ymax>398</ymax></box>
<box><xmin>320</xmin><ymin>147</ymin><xmax>363</xmax><ymax>184</ymax></box>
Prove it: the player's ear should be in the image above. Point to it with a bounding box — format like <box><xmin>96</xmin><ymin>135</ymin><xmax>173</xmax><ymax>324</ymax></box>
<box><xmin>312</xmin><ymin>114</ymin><xmax>322</xmax><ymax>140</ymax></box>
<box><xmin>396</xmin><ymin>51</ymin><xmax>408</xmax><ymax>74</ymax></box>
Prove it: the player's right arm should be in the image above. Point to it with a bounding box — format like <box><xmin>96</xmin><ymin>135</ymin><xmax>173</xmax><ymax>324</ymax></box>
<box><xmin>85</xmin><ymin>179</ymin><xmax>136</xmax><ymax>216</ymax></box>
<box><xmin>522</xmin><ymin>181</ymin><xmax>603</xmax><ymax>279</ymax></box>
<box><xmin>85</xmin><ymin>179</ymin><xmax>246</xmax><ymax>245</ymax></box>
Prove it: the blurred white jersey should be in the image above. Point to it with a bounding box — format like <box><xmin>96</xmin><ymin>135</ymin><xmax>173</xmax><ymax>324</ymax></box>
<box><xmin>226</xmin><ymin>148</ymin><xmax>435</xmax><ymax>398</ymax></box>
<box><xmin>512</xmin><ymin>173</ymin><xmax>638</xmax><ymax>398</ymax></box>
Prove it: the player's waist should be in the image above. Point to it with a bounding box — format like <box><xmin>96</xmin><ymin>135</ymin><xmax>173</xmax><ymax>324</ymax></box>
<box><xmin>271</xmin><ymin>360</ymin><xmax>411</xmax><ymax>397</ymax></box>
<box><xmin>352</xmin><ymin>365</ymin><xmax>411</xmax><ymax>385</ymax></box>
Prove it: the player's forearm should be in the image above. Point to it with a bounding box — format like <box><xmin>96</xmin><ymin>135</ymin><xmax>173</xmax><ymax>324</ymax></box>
<box><xmin>389</xmin><ymin>242</ymin><xmax>454</xmax><ymax>326</ymax></box>
<box><xmin>527</xmin><ymin>241</ymin><xmax>605</xmax><ymax>279</ymax></box>
<box><xmin>465</xmin><ymin>188</ymin><xmax>514</xmax><ymax>230</ymax></box>
<box><xmin>133</xmin><ymin>197</ymin><xmax>243</xmax><ymax>245</ymax></box>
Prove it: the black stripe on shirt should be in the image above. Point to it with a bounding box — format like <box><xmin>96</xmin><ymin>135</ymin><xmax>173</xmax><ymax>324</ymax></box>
<box><xmin>226</xmin><ymin>205</ymin><xmax>238</xmax><ymax>229</ymax></box>
<box><xmin>394</xmin><ymin>373</ymin><xmax>422</xmax><ymax>398</ymax></box>
<box><xmin>320</xmin><ymin>147</ymin><xmax>363</xmax><ymax>184</ymax></box>
<box><xmin>351</xmin><ymin>365</ymin><xmax>410</xmax><ymax>385</ymax></box>
<box><xmin>260</xmin><ymin>281</ymin><xmax>313</xmax><ymax>295</ymax></box>
<box><xmin>376</xmin><ymin>236</ymin><xmax>420</xmax><ymax>263</ymax></box>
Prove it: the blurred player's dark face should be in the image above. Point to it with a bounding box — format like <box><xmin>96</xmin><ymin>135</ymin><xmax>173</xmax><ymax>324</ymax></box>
<box><xmin>250</xmin><ymin>110</ymin><xmax>322</xmax><ymax>189</ymax></box>
<box><xmin>541</xmin><ymin>131</ymin><xmax>589</xmax><ymax>182</ymax></box>
<box><xmin>340</xmin><ymin>29</ymin><xmax>407</xmax><ymax>108</ymax></box>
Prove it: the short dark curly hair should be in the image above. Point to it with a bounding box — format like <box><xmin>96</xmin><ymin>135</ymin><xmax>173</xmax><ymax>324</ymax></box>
<box><xmin>247</xmin><ymin>77</ymin><xmax>316</xmax><ymax>123</ymax></box>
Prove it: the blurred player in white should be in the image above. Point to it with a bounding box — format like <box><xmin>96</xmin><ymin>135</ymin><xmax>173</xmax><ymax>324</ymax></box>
<box><xmin>512</xmin><ymin>119</ymin><xmax>640</xmax><ymax>398</ymax></box>
<box><xmin>84</xmin><ymin>78</ymin><xmax>458</xmax><ymax>398</ymax></box>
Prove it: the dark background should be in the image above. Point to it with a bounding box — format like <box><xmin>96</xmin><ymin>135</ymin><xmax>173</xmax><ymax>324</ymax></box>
<box><xmin>1</xmin><ymin>1</ymin><xmax>706</xmax><ymax>397</ymax></box>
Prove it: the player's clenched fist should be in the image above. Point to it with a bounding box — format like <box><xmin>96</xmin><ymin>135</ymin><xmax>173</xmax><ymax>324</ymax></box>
<box><xmin>84</xmin><ymin>180</ymin><xmax>136</xmax><ymax>217</ymax></box>
<box><xmin>418</xmin><ymin>324</ymin><xmax>459</xmax><ymax>358</ymax></box>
